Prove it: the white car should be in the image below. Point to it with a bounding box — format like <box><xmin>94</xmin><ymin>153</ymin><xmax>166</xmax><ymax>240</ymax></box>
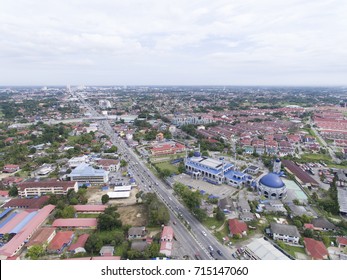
<box><xmin>202</xmin><ymin>231</ymin><xmax>207</xmax><ymax>236</ymax></box>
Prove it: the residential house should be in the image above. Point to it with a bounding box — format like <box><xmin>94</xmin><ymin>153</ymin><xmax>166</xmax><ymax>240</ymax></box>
<box><xmin>96</xmin><ymin>159</ymin><xmax>120</xmax><ymax>172</ymax></box>
<box><xmin>238</xmin><ymin>199</ymin><xmax>251</xmax><ymax>213</ymax></box>
<box><xmin>128</xmin><ymin>227</ymin><xmax>147</xmax><ymax>240</ymax></box>
<box><xmin>239</xmin><ymin>212</ymin><xmax>255</xmax><ymax>222</ymax></box>
<box><xmin>304</xmin><ymin>238</ymin><xmax>329</xmax><ymax>260</ymax></box>
<box><xmin>100</xmin><ymin>246</ymin><xmax>114</xmax><ymax>256</ymax></box>
<box><xmin>3</xmin><ymin>164</ymin><xmax>20</xmax><ymax>173</ymax></box>
<box><xmin>218</xmin><ymin>197</ymin><xmax>234</xmax><ymax>213</ymax></box>
<box><xmin>270</xmin><ymin>222</ymin><xmax>301</xmax><ymax>244</ymax></box>
<box><xmin>311</xmin><ymin>217</ymin><xmax>337</xmax><ymax>231</ymax></box>
<box><xmin>336</xmin><ymin>236</ymin><xmax>347</xmax><ymax>248</ymax></box>
<box><xmin>159</xmin><ymin>226</ymin><xmax>174</xmax><ymax>257</ymax></box>
<box><xmin>228</xmin><ymin>219</ymin><xmax>248</xmax><ymax>238</ymax></box>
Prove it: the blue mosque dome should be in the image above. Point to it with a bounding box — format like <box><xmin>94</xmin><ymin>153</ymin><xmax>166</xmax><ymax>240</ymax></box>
<box><xmin>259</xmin><ymin>173</ymin><xmax>284</xmax><ymax>189</ymax></box>
<box><xmin>193</xmin><ymin>151</ymin><xmax>201</xmax><ymax>157</ymax></box>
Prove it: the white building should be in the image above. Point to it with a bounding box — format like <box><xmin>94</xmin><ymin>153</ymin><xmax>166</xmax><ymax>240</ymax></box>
<box><xmin>270</xmin><ymin>222</ymin><xmax>301</xmax><ymax>244</ymax></box>
<box><xmin>107</xmin><ymin>191</ymin><xmax>130</xmax><ymax>199</ymax></box>
<box><xmin>68</xmin><ymin>155</ymin><xmax>89</xmax><ymax>168</ymax></box>
<box><xmin>17</xmin><ymin>180</ymin><xmax>78</xmax><ymax>197</ymax></box>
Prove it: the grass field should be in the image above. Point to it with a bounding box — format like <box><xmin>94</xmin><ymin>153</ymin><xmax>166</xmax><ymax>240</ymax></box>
<box><xmin>278</xmin><ymin>243</ymin><xmax>306</xmax><ymax>258</ymax></box>
<box><xmin>300</xmin><ymin>153</ymin><xmax>331</xmax><ymax>162</ymax></box>
<box><xmin>154</xmin><ymin>161</ymin><xmax>179</xmax><ymax>174</ymax></box>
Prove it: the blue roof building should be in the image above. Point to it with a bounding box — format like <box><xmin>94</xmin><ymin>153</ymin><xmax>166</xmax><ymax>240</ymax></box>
<box><xmin>68</xmin><ymin>163</ymin><xmax>109</xmax><ymax>185</ymax></box>
<box><xmin>185</xmin><ymin>153</ymin><xmax>251</xmax><ymax>187</ymax></box>
<box><xmin>258</xmin><ymin>173</ymin><xmax>287</xmax><ymax>200</ymax></box>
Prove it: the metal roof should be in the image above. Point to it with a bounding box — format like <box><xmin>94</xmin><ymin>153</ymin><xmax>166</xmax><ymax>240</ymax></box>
<box><xmin>0</xmin><ymin>212</ymin><xmax>17</xmax><ymax>229</ymax></box>
<box><xmin>0</xmin><ymin>204</ymin><xmax>55</xmax><ymax>257</ymax></box>
<box><xmin>52</xmin><ymin>218</ymin><xmax>97</xmax><ymax>228</ymax></box>
<box><xmin>0</xmin><ymin>209</ymin><xmax>12</xmax><ymax>220</ymax></box>
<box><xmin>10</xmin><ymin>211</ymin><xmax>38</xmax><ymax>234</ymax></box>
<box><xmin>246</xmin><ymin>238</ymin><xmax>290</xmax><ymax>260</ymax></box>
<box><xmin>0</xmin><ymin>211</ymin><xmax>30</xmax><ymax>235</ymax></box>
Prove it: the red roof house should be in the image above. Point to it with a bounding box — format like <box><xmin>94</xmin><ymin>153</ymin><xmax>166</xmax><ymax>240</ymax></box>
<box><xmin>68</xmin><ymin>233</ymin><xmax>90</xmax><ymax>254</ymax></box>
<box><xmin>3</xmin><ymin>164</ymin><xmax>20</xmax><ymax>173</ymax></box>
<box><xmin>336</xmin><ymin>236</ymin><xmax>347</xmax><ymax>248</ymax></box>
<box><xmin>0</xmin><ymin>190</ymin><xmax>9</xmax><ymax>198</ymax></box>
<box><xmin>160</xmin><ymin>226</ymin><xmax>174</xmax><ymax>242</ymax></box>
<box><xmin>228</xmin><ymin>219</ymin><xmax>248</xmax><ymax>237</ymax></box>
<box><xmin>304</xmin><ymin>238</ymin><xmax>329</xmax><ymax>260</ymax></box>
<box><xmin>47</xmin><ymin>231</ymin><xmax>74</xmax><ymax>254</ymax></box>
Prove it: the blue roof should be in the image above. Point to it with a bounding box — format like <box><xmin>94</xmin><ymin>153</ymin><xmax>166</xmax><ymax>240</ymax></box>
<box><xmin>0</xmin><ymin>212</ymin><xmax>17</xmax><ymax>229</ymax></box>
<box><xmin>224</xmin><ymin>170</ymin><xmax>247</xmax><ymax>181</ymax></box>
<box><xmin>0</xmin><ymin>209</ymin><xmax>12</xmax><ymax>220</ymax></box>
<box><xmin>186</xmin><ymin>161</ymin><xmax>222</xmax><ymax>175</ymax></box>
<box><xmin>10</xmin><ymin>211</ymin><xmax>37</xmax><ymax>234</ymax></box>
<box><xmin>259</xmin><ymin>173</ymin><xmax>285</xmax><ymax>189</ymax></box>
<box><xmin>70</xmin><ymin>163</ymin><xmax>108</xmax><ymax>177</ymax></box>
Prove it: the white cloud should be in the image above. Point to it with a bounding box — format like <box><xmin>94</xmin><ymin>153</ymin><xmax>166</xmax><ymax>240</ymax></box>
<box><xmin>0</xmin><ymin>0</ymin><xmax>346</xmax><ymax>85</ymax></box>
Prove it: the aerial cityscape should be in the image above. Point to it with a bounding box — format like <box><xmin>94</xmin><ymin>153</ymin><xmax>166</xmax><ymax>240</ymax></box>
<box><xmin>0</xmin><ymin>85</ymin><xmax>346</xmax><ymax>260</ymax></box>
<box><xmin>1</xmin><ymin>0</ymin><xmax>347</xmax><ymax>265</ymax></box>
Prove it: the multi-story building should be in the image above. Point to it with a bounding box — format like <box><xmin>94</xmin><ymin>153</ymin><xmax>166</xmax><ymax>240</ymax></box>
<box><xmin>68</xmin><ymin>163</ymin><xmax>109</xmax><ymax>185</ymax></box>
<box><xmin>270</xmin><ymin>222</ymin><xmax>301</xmax><ymax>244</ymax></box>
<box><xmin>151</xmin><ymin>141</ymin><xmax>185</xmax><ymax>156</ymax></box>
<box><xmin>17</xmin><ymin>180</ymin><xmax>78</xmax><ymax>197</ymax></box>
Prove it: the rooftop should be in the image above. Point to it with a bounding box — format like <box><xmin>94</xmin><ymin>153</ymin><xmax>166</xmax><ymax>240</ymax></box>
<box><xmin>270</xmin><ymin>222</ymin><xmax>301</xmax><ymax>237</ymax></box>
<box><xmin>48</xmin><ymin>231</ymin><xmax>74</xmax><ymax>251</ymax></box>
<box><xmin>3</xmin><ymin>196</ymin><xmax>50</xmax><ymax>209</ymax></box>
<box><xmin>52</xmin><ymin>218</ymin><xmax>97</xmax><ymax>228</ymax></box>
<box><xmin>304</xmin><ymin>238</ymin><xmax>328</xmax><ymax>260</ymax></box>
<box><xmin>69</xmin><ymin>163</ymin><xmax>109</xmax><ymax>177</ymax></box>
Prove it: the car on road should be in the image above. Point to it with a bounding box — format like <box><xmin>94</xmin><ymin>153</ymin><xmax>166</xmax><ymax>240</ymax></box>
<box><xmin>201</xmin><ymin>231</ymin><xmax>207</xmax><ymax>236</ymax></box>
<box><xmin>208</xmin><ymin>245</ymin><xmax>213</xmax><ymax>251</ymax></box>
<box><xmin>217</xmin><ymin>250</ymin><xmax>223</xmax><ymax>256</ymax></box>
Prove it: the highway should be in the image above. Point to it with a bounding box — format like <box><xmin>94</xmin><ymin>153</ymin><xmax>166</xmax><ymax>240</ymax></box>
<box><xmin>74</xmin><ymin>92</ymin><xmax>234</xmax><ymax>260</ymax></box>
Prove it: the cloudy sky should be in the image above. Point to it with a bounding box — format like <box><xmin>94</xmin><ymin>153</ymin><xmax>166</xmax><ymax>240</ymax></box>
<box><xmin>1</xmin><ymin>0</ymin><xmax>346</xmax><ymax>86</ymax></box>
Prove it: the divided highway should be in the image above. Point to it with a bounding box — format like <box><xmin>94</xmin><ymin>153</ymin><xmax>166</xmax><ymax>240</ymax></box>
<box><xmin>75</xmin><ymin>93</ymin><xmax>233</xmax><ymax>260</ymax></box>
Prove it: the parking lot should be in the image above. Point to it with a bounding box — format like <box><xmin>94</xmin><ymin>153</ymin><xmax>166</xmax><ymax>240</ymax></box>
<box><xmin>172</xmin><ymin>173</ymin><xmax>238</xmax><ymax>199</ymax></box>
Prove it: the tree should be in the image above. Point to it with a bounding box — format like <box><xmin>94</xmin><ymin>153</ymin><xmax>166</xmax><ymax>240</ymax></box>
<box><xmin>303</xmin><ymin>228</ymin><xmax>314</xmax><ymax>238</ymax></box>
<box><xmin>26</xmin><ymin>244</ymin><xmax>45</xmax><ymax>260</ymax></box>
<box><xmin>85</xmin><ymin>234</ymin><xmax>103</xmax><ymax>254</ymax></box>
<box><xmin>178</xmin><ymin>162</ymin><xmax>185</xmax><ymax>174</ymax></box>
<box><xmin>215</xmin><ymin>207</ymin><xmax>226</xmax><ymax>222</ymax></box>
<box><xmin>120</xmin><ymin>159</ymin><xmax>127</xmax><ymax>167</ymax></box>
<box><xmin>101</xmin><ymin>194</ymin><xmax>110</xmax><ymax>205</ymax></box>
<box><xmin>97</xmin><ymin>206</ymin><xmax>122</xmax><ymax>231</ymax></box>
<box><xmin>8</xmin><ymin>186</ymin><xmax>18</xmax><ymax>197</ymax></box>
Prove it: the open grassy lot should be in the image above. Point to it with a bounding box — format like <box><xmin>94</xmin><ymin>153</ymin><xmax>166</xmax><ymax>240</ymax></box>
<box><xmin>300</xmin><ymin>153</ymin><xmax>331</xmax><ymax>162</ymax></box>
<box><xmin>154</xmin><ymin>161</ymin><xmax>179</xmax><ymax>174</ymax></box>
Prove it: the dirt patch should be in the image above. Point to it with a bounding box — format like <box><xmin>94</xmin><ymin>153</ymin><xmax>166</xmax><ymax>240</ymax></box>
<box><xmin>88</xmin><ymin>186</ymin><xmax>138</xmax><ymax>206</ymax></box>
<box><xmin>117</xmin><ymin>204</ymin><xmax>148</xmax><ymax>227</ymax></box>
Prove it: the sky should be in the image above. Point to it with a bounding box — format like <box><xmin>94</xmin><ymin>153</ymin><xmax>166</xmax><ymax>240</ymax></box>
<box><xmin>0</xmin><ymin>0</ymin><xmax>347</xmax><ymax>86</ymax></box>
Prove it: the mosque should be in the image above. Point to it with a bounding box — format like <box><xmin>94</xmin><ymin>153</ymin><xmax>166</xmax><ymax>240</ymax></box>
<box><xmin>184</xmin><ymin>151</ymin><xmax>252</xmax><ymax>187</ymax></box>
<box><xmin>257</xmin><ymin>158</ymin><xmax>287</xmax><ymax>200</ymax></box>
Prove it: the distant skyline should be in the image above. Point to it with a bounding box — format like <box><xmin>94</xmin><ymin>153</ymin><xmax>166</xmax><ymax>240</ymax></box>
<box><xmin>1</xmin><ymin>0</ymin><xmax>347</xmax><ymax>86</ymax></box>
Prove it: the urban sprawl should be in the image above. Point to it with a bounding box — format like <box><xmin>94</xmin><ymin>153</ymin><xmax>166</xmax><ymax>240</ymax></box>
<box><xmin>0</xmin><ymin>85</ymin><xmax>347</xmax><ymax>261</ymax></box>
